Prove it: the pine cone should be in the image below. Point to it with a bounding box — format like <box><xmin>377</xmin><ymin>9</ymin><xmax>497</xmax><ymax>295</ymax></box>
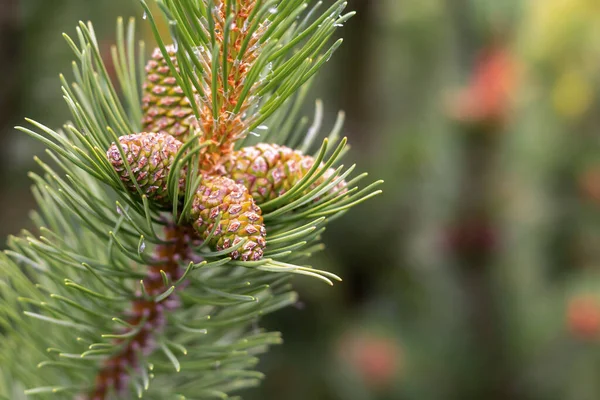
<box><xmin>107</xmin><ymin>132</ymin><xmax>185</xmax><ymax>205</ymax></box>
<box><xmin>221</xmin><ymin>143</ymin><xmax>347</xmax><ymax>204</ymax></box>
<box><xmin>142</xmin><ymin>45</ymin><xmax>198</xmax><ymax>141</ymax></box>
<box><xmin>190</xmin><ymin>175</ymin><xmax>266</xmax><ymax>261</ymax></box>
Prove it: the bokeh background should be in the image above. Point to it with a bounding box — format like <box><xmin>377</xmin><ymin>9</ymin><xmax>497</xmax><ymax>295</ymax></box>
<box><xmin>4</xmin><ymin>0</ymin><xmax>600</xmax><ymax>399</ymax></box>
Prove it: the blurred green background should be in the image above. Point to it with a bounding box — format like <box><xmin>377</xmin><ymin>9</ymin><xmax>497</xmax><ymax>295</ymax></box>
<box><xmin>5</xmin><ymin>0</ymin><xmax>600</xmax><ymax>399</ymax></box>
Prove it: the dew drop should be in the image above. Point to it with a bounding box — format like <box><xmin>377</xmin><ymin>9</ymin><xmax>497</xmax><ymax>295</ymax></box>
<box><xmin>116</xmin><ymin>205</ymin><xmax>123</xmax><ymax>215</ymax></box>
<box><xmin>268</xmin><ymin>7</ymin><xmax>277</xmax><ymax>14</ymax></box>
<box><xmin>143</xmin><ymin>11</ymin><xmax>147</xmax><ymax>20</ymax></box>
<box><xmin>257</xmin><ymin>125</ymin><xmax>268</xmax><ymax>130</ymax></box>
<box><xmin>139</xmin><ymin>240</ymin><xmax>146</xmax><ymax>253</ymax></box>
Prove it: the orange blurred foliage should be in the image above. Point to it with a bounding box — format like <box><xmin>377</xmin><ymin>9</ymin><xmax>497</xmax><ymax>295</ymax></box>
<box><xmin>567</xmin><ymin>296</ymin><xmax>600</xmax><ymax>340</ymax></box>
<box><xmin>338</xmin><ymin>332</ymin><xmax>401</xmax><ymax>390</ymax></box>
<box><xmin>448</xmin><ymin>44</ymin><xmax>518</xmax><ymax>128</ymax></box>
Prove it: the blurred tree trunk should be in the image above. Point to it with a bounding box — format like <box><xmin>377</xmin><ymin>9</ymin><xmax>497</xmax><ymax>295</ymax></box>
<box><xmin>0</xmin><ymin>0</ymin><xmax>21</xmax><ymax>175</ymax></box>
<box><xmin>454</xmin><ymin>134</ymin><xmax>512</xmax><ymax>400</ymax></box>
<box><xmin>335</xmin><ymin>0</ymin><xmax>373</xmax><ymax>147</ymax></box>
<box><xmin>446</xmin><ymin>0</ymin><xmax>517</xmax><ymax>397</ymax></box>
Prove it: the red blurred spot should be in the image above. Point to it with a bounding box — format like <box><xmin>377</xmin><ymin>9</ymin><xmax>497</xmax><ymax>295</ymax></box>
<box><xmin>449</xmin><ymin>44</ymin><xmax>517</xmax><ymax>127</ymax></box>
<box><xmin>444</xmin><ymin>217</ymin><xmax>497</xmax><ymax>262</ymax></box>
<box><xmin>567</xmin><ymin>296</ymin><xmax>600</xmax><ymax>340</ymax></box>
<box><xmin>579</xmin><ymin>165</ymin><xmax>600</xmax><ymax>204</ymax></box>
<box><xmin>338</xmin><ymin>333</ymin><xmax>401</xmax><ymax>390</ymax></box>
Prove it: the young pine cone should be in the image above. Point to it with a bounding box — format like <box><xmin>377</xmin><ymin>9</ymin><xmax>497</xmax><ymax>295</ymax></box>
<box><xmin>142</xmin><ymin>45</ymin><xmax>198</xmax><ymax>141</ymax></box>
<box><xmin>190</xmin><ymin>175</ymin><xmax>266</xmax><ymax>261</ymax></box>
<box><xmin>221</xmin><ymin>143</ymin><xmax>347</xmax><ymax>205</ymax></box>
<box><xmin>107</xmin><ymin>132</ymin><xmax>185</xmax><ymax>206</ymax></box>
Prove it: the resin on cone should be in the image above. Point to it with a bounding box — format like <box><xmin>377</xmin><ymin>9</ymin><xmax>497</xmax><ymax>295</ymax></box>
<box><xmin>107</xmin><ymin>132</ymin><xmax>185</xmax><ymax>206</ymax></box>
<box><xmin>221</xmin><ymin>143</ymin><xmax>347</xmax><ymax>205</ymax></box>
<box><xmin>190</xmin><ymin>175</ymin><xmax>266</xmax><ymax>261</ymax></box>
<box><xmin>142</xmin><ymin>45</ymin><xmax>199</xmax><ymax>142</ymax></box>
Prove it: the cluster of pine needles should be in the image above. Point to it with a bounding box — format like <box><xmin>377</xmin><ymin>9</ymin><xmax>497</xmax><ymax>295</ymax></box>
<box><xmin>0</xmin><ymin>1</ymin><xmax>382</xmax><ymax>399</ymax></box>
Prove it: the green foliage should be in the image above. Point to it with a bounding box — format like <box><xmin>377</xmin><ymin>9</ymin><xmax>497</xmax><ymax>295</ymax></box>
<box><xmin>0</xmin><ymin>1</ymin><xmax>381</xmax><ymax>399</ymax></box>
<box><xmin>142</xmin><ymin>0</ymin><xmax>354</xmax><ymax>133</ymax></box>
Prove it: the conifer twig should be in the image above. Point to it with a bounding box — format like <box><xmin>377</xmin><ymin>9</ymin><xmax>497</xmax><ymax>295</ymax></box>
<box><xmin>89</xmin><ymin>224</ymin><xmax>196</xmax><ymax>399</ymax></box>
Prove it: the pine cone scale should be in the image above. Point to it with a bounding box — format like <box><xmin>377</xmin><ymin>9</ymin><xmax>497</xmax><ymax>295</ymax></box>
<box><xmin>190</xmin><ymin>175</ymin><xmax>266</xmax><ymax>261</ymax></box>
<box><xmin>222</xmin><ymin>143</ymin><xmax>347</xmax><ymax>205</ymax></box>
<box><xmin>107</xmin><ymin>132</ymin><xmax>185</xmax><ymax>205</ymax></box>
<box><xmin>142</xmin><ymin>46</ymin><xmax>199</xmax><ymax>141</ymax></box>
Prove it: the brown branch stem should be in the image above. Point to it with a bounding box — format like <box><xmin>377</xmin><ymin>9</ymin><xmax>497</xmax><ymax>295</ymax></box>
<box><xmin>88</xmin><ymin>224</ymin><xmax>196</xmax><ymax>400</ymax></box>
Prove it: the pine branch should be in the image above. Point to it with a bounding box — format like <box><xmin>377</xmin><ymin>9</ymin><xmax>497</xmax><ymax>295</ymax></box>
<box><xmin>1</xmin><ymin>1</ymin><xmax>382</xmax><ymax>399</ymax></box>
<box><xmin>90</xmin><ymin>223</ymin><xmax>196</xmax><ymax>399</ymax></box>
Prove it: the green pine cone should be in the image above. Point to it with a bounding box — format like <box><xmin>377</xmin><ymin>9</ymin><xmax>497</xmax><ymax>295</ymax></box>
<box><xmin>107</xmin><ymin>132</ymin><xmax>185</xmax><ymax>205</ymax></box>
<box><xmin>190</xmin><ymin>175</ymin><xmax>266</xmax><ymax>261</ymax></box>
<box><xmin>142</xmin><ymin>45</ymin><xmax>198</xmax><ymax>141</ymax></box>
<box><xmin>221</xmin><ymin>143</ymin><xmax>347</xmax><ymax>205</ymax></box>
